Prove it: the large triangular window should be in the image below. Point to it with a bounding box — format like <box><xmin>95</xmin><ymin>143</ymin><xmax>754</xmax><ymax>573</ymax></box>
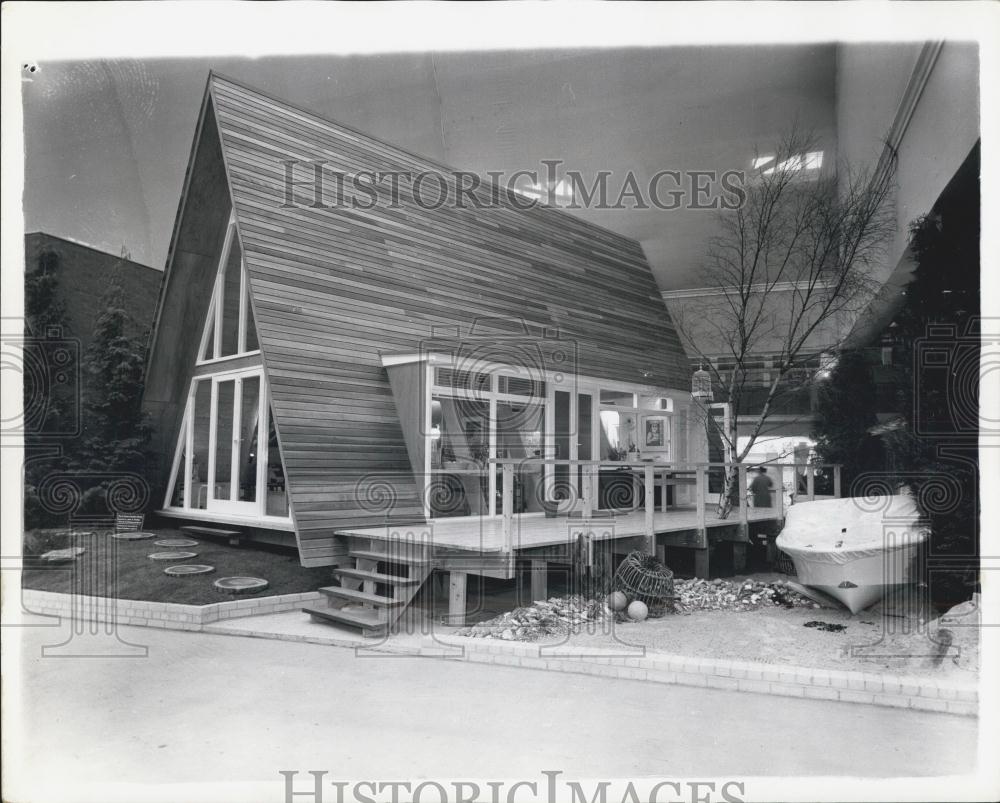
<box><xmin>197</xmin><ymin>215</ymin><xmax>260</xmax><ymax>363</ymax></box>
<box><xmin>165</xmin><ymin>212</ymin><xmax>287</xmax><ymax>521</ymax></box>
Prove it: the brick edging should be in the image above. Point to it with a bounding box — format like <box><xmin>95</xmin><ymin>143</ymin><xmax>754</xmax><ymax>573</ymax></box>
<box><xmin>19</xmin><ymin>588</ymin><xmax>324</xmax><ymax>629</ymax></box>
<box><xmin>410</xmin><ymin>636</ymin><xmax>978</xmax><ymax>717</ymax></box>
<box><xmin>23</xmin><ymin>589</ymin><xmax>977</xmax><ymax>717</ymax></box>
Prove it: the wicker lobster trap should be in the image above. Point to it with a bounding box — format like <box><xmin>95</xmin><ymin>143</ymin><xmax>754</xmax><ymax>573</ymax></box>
<box><xmin>613</xmin><ymin>551</ymin><xmax>675</xmax><ymax>616</ymax></box>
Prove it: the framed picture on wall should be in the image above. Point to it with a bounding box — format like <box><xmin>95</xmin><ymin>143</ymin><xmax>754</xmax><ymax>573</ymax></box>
<box><xmin>643</xmin><ymin>415</ymin><xmax>670</xmax><ymax>453</ymax></box>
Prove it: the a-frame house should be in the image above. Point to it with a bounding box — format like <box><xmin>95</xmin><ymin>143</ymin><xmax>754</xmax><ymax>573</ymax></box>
<box><xmin>144</xmin><ymin>74</ymin><xmax>703</xmax><ymax>630</ymax></box>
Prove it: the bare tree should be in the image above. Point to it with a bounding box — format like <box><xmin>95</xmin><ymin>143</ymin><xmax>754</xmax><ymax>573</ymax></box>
<box><xmin>675</xmin><ymin>128</ymin><xmax>897</xmax><ymax>517</ymax></box>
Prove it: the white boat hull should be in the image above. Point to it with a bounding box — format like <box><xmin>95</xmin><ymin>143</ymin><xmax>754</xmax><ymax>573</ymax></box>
<box><xmin>783</xmin><ymin>545</ymin><xmax>924</xmax><ymax>613</ymax></box>
<box><xmin>776</xmin><ymin>496</ymin><xmax>929</xmax><ymax>614</ymax></box>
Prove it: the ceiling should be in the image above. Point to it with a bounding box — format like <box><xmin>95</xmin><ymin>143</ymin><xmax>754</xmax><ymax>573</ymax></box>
<box><xmin>23</xmin><ymin>46</ymin><xmax>836</xmax><ymax>291</ymax></box>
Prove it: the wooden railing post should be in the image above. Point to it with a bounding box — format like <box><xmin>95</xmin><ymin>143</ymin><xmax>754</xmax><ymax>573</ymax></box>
<box><xmin>502</xmin><ymin>463</ymin><xmax>514</xmax><ymax>576</ymax></box>
<box><xmin>695</xmin><ymin>464</ymin><xmax>706</xmax><ymax>531</ymax></box>
<box><xmin>581</xmin><ymin>463</ymin><xmax>593</xmax><ymax>517</ymax></box>
<box><xmin>644</xmin><ymin>463</ymin><xmax>655</xmax><ymax>554</ymax></box>
<box><xmin>775</xmin><ymin>465</ymin><xmax>785</xmax><ymax>520</ymax></box>
<box><xmin>806</xmin><ymin>463</ymin><xmax>815</xmax><ymax>501</ymax></box>
<box><xmin>833</xmin><ymin>465</ymin><xmax>842</xmax><ymax>498</ymax></box>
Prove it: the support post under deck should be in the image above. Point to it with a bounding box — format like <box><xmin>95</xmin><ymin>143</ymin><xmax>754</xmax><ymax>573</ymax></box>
<box><xmin>448</xmin><ymin>571</ymin><xmax>467</xmax><ymax>626</ymax></box>
<box><xmin>530</xmin><ymin>559</ymin><xmax>547</xmax><ymax>603</ymax></box>
<box><xmin>694</xmin><ymin>465</ymin><xmax>710</xmax><ymax>578</ymax></box>
<box><xmin>732</xmin><ymin>542</ymin><xmax>747</xmax><ymax>574</ymax></box>
<box><xmin>694</xmin><ymin>547</ymin><xmax>710</xmax><ymax>579</ymax></box>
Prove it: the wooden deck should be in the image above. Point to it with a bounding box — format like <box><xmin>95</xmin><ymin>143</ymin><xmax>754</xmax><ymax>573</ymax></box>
<box><xmin>314</xmin><ymin>463</ymin><xmax>841</xmax><ymax>633</ymax></box>
<box><xmin>335</xmin><ymin>503</ymin><xmax>787</xmax><ymax>554</ymax></box>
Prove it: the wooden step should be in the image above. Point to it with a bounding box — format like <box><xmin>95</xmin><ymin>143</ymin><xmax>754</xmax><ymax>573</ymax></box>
<box><xmin>303</xmin><ymin>606</ymin><xmax>387</xmax><ymax>635</ymax></box>
<box><xmin>333</xmin><ymin>567</ymin><xmax>421</xmax><ymax>586</ymax></box>
<box><xmin>349</xmin><ymin>548</ymin><xmax>429</xmax><ymax>566</ymax></box>
<box><xmin>180</xmin><ymin>525</ymin><xmax>242</xmax><ymax>546</ymax></box>
<box><xmin>319</xmin><ymin>586</ymin><xmax>404</xmax><ymax>607</ymax></box>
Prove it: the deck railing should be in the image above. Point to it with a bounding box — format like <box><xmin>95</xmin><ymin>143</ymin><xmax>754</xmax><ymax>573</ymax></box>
<box><xmin>480</xmin><ymin>459</ymin><xmax>843</xmax><ymax>560</ymax></box>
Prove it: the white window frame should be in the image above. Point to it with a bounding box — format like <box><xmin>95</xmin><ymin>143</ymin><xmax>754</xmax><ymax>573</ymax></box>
<box><xmin>163</xmin><ymin>364</ymin><xmax>291</xmax><ymax>525</ymax></box>
<box><xmin>196</xmin><ymin>212</ymin><xmax>262</xmax><ymax>365</ymax></box>
<box><xmin>417</xmin><ymin>354</ymin><xmax>685</xmax><ymax>521</ymax></box>
<box><xmin>426</xmin><ymin>366</ymin><xmax>547</xmax><ymax>519</ymax></box>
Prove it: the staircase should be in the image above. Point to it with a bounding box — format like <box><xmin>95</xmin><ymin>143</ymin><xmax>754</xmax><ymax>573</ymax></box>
<box><xmin>303</xmin><ymin>537</ymin><xmax>432</xmax><ymax>637</ymax></box>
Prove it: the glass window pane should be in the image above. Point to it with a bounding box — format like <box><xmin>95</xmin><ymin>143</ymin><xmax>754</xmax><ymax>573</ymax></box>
<box><xmin>577</xmin><ymin>392</ymin><xmax>593</xmax><ymax>495</ymax></box>
<box><xmin>553</xmin><ymin>391</ymin><xmax>571</xmax><ymax>500</ymax></box>
<box><xmin>199</xmin><ymin>294</ymin><xmax>217</xmax><ymax>361</ymax></box>
<box><xmin>245</xmin><ymin>280</ymin><xmax>259</xmax><ymax>352</ymax></box>
<box><xmin>265</xmin><ymin>407</ymin><xmax>289</xmax><ymax>517</ymax></box>
<box><xmin>214</xmin><ymin>380</ymin><xmax>235</xmax><ymax>498</ymax></box>
<box><xmin>429</xmin><ymin>396</ymin><xmax>489</xmax><ymax>517</ymax></box>
<box><xmin>434</xmin><ymin>367</ymin><xmax>491</xmax><ymax>394</ymax></box>
<box><xmin>191</xmin><ymin>380</ymin><xmax>212</xmax><ymax>509</ymax></box>
<box><xmin>600</xmin><ymin>389</ymin><xmax>635</xmax><ymax>406</ymax></box>
<box><xmin>498</xmin><ymin>375</ymin><xmax>545</xmax><ymax>397</ymax></box>
<box><xmin>169</xmin><ymin>415</ymin><xmax>187</xmax><ymax>507</ymax></box>
<box><xmin>600</xmin><ymin>410</ymin><xmax>638</xmax><ymax>460</ymax></box>
<box><xmin>238</xmin><ymin>377</ymin><xmax>260</xmax><ymax>503</ymax></box>
<box><xmin>219</xmin><ymin>240</ymin><xmax>242</xmax><ymax>357</ymax></box>
<box><xmin>496</xmin><ymin>397</ymin><xmax>545</xmax><ymax>513</ymax></box>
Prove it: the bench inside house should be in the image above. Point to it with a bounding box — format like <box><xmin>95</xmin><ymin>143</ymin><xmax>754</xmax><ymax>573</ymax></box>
<box><xmin>179</xmin><ymin>525</ymin><xmax>244</xmax><ymax>547</ymax></box>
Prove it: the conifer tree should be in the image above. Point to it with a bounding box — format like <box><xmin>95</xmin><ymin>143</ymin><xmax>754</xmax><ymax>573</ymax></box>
<box><xmin>76</xmin><ymin>256</ymin><xmax>151</xmax><ymax>510</ymax></box>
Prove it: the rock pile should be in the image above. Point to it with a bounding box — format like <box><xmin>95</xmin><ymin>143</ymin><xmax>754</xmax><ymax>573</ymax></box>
<box><xmin>457</xmin><ymin>579</ymin><xmax>822</xmax><ymax>642</ymax></box>
<box><xmin>673</xmin><ymin>577</ymin><xmax>819</xmax><ymax>613</ymax></box>
<box><xmin>458</xmin><ymin>596</ymin><xmax>612</xmax><ymax>642</ymax></box>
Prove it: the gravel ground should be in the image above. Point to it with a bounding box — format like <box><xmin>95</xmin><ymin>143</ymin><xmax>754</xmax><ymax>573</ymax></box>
<box><xmin>558</xmin><ymin>603</ymin><xmax>977</xmax><ymax>679</ymax></box>
<box><xmin>454</xmin><ymin>569</ymin><xmax>978</xmax><ymax>680</ymax></box>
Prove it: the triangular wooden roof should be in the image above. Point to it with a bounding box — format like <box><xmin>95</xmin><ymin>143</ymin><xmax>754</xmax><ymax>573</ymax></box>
<box><xmin>147</xmin><ymin>73</ymin><xmax>691</xmax><ymax>565</ymax></box>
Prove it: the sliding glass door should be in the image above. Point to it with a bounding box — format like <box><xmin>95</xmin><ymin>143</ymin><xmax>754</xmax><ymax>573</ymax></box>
<box><xmin>207</xmin><ymin>372</ymin><xmax>263</xmax><ymax>515</ymax></box>
<box><xmin>550</xmin><ymin>388</ymin><xmax>595</xmax><ymax>508</ymax></box>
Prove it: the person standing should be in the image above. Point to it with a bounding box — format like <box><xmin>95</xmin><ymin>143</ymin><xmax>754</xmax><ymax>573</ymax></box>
<box><xmin>750</xmin><ymin>466</ymin><xmax>774</xmax><ymax>508</ymax></box>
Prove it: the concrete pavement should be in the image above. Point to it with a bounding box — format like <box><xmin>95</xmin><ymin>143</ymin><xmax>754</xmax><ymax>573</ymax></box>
<box><xmin>8</xmin><ymin>623</ymin><xmax>978</xmax><ymax>799</ymax></box>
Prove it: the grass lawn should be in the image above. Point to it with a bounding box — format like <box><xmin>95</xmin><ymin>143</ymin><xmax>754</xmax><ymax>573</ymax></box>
<box><xmin>21</xmin><ymin>527</ymin><xmax>331</xmax><ymax>605</ymax></box>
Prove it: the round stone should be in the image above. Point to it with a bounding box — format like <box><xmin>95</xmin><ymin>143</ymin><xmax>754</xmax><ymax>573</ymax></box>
<box><xmin>164</xmin><ymin>564</ymin><xmax>215</xmax><ymax>576</ymax></box>
<box><xmin>148</xmin><ymin>551</ymin><xmax>198</xmax><ymax>561</ymax></box>
<box><xmin>112</xmin><ymin>531</ymin><xmax>157</xmax><ymax>540</ymax></box>
<box><xmin>154</xmin><ymin>538</ymin><xmax>200</xmax><ymax>548</ymax></box>
<box><xmin>214</xmin><ymin>576</ymin><xmax>269</xmax><ymax>595</ymax></box>
<box><xmin>39</xmin><ymin>546</ymin><xmax>86</xmax><ymax>563</ymax></box>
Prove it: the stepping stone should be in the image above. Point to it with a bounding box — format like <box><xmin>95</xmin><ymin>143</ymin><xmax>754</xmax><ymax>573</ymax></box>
<box><xmin>148</xmin><ymin>551</ymin><xmax>198</xmax><ymax>561</ymax></box>
<box><xmin>112</xmin><ymin>531</ymin><xmax>157</xmax><ymax>541</ymax></box>
<box><xmin>154</xmin><ymin>538</ymin><xmax>199</xmax><ymax>548</ymax></box>
<box><xmin>164</xmin><ymin>564</ymin><xmax>215</xmax><ymax>576</ymax></box>
<box><xmin>214</xmin><ymin>576</ymin><xmax>269</xmax><ymax>595</ymax></box>
<box><xmin>39</xmin><ymin>547</ymin><xmax>86</xmax><ymax>563</ymax></box>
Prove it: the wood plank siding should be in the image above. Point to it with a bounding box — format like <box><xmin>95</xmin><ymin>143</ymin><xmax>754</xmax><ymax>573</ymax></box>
<box><xmin>143</xmin><ymin>98</ymin><xmax>235</xmax><ymax>497</ymax></box>
<box><xmin>146</xmin><ymin>73</ymin><xmax>691</xmax><ymax>566</ymax></box>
